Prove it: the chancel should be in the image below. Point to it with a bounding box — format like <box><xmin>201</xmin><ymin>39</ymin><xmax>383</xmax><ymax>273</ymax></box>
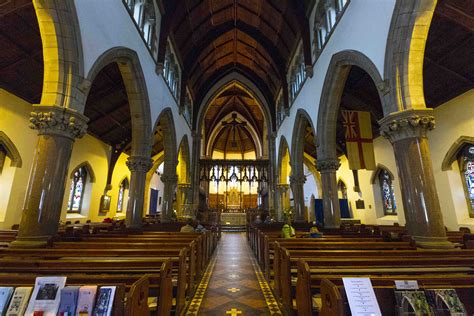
<box><xmin>0</xmin><ymin>0</ymin><xmax>473</xmax><ymax>315</ymax></box>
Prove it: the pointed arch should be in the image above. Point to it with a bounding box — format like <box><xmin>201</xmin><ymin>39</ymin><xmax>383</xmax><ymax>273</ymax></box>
<box><xmin>153</xmin><ymin>107</ymin><xmax>178</xmax><ymax>174</ymax></box>
<box><xmin>196</xmin><ymin>72</ymin><xmax>274</xmax><ymax>133</ymax></box>
<box><xmin>84</xmin><ymin>47</ymin><xmax>152</xmax><ymax>158</ymax></box>
<box><xmin>0</xmin><ymin>131</ymin><xmax>22</xmax><ymax>168</ymax></box>
<box><xmin>384</xmin><ymin>0</ymin><xmax>437</xmax><ymax>112</ymax></box>
<box><xmin>70</xmin><ymin>161</ymin><xmax>96</xmax><ymax>183</ymax></box>
<box><xmin>33</xmin><ymin>0</ymin><xmax>85</xmax><ymax>110</ymax></box>
<box><xmin>119</xmin><ymin>176</ymin><xmax>130</xmax><ymax>189</ymax></box>
<box><xmin>177</xmin><ymin>134</ymin><xmax>191</xmax><ymax>184</ymax></box>
<box><xmin>316</xmin><ymin>50</ymin><xmax>386</xmax><ymax>160</ymax></box>
<box><xmin>370</xmin><ymin>164</ymin><xmax>395</xmax><ymax>184</ymax></box>
<box><xmin>277</xmin><ymin>136</ymin><xmax>292</xmax><ymax>185</ymax></box>
<box><xmin>442</xmin><ymin>136</ymin><xmax>474</xmax><ymax>171</ymax></box>
<box><xmin>291</xmin><ymin>109</ymin><xmax>316</xmax><ymax>178</ymax></box>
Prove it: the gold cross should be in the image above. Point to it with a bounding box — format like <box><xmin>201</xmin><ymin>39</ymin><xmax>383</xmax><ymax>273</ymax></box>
<box><xmin>227</xmin><ymin>287</ymin><xmax>240</xmax><ymax>293</ymax></box>
<box><xmin>226</xmin><ymin>308</ymin><xmax>242</xmax><ymax>315</ymax></box>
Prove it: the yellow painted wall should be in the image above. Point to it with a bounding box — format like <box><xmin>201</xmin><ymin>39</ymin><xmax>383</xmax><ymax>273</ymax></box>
<box><xmin>0</xmin><ymin>89</ymin><xmax>38</xmax><ymax>229</ymax></box>
<box><xmin>0</xmin><ymin>89</ymin><xmax>132</xmax><ymax>227</ymax></box>
<box><xmin>429</xmin><ymin>89</ymin><xmax>474</xmax><ymax>230</ymax></box>
<box><xmin>335</xmin><ymin>89</ymin><xmax>474</xmax><ymax>230</ymax></box>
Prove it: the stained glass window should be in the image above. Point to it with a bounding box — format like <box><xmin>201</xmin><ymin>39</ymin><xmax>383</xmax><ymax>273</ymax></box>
<box><xmin>117</xmin><ymin>178</ymin><xmax>129</xmax><ymax>213</ymax></box>
<box><xmin>67</xmin><ymin>167</ymin><xmax>87</xmax><ymax>213</ymax></box>
<box><xmin>379</xmin><ymin>169</ymin><xmax>396</xmax><ymax>215</ymax></box>
<box><xmin>459</xmin><ymin>145</ymin><xmax>474</xmax><ymax>217</ymax></box>
<box><xmin>337</xmin><ymin>180</ymin><xmax>347</xmax><ymax>199</ymax></box>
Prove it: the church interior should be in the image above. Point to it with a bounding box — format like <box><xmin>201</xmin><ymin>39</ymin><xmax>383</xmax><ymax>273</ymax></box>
<box><xmin>0</xmin><ymin>0</ymin><xmax>473</xmax><ymax>315</ymax></box>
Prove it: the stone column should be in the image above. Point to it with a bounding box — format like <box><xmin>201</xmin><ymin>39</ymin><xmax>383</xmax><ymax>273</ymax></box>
<box><xmin>177</xmin><ymin>183</ymin><xmax>192</xmax><ymax>217</ymax></box>
<box><xmin>12</xmin><ymin>106</ymin><xmax>88</xmax><ymax>248</ymax></box>
<box><xmin>267</xmin><ymin>132</ymin><xmax>277</xmax><ymax>217</ymax></box>
<box><xmin>191</xmin><ymin>131</ymin><xmax>201</xmax><ymax>210</ymax></box>
<box><xmin>125</xmin><ymin>156</ymin><xmax>152</xmax><ymax>229</ymax></box>
<box><xmin>276</xmin><ymin>184</ymin><xmax>290</xmax><ymax>221</ymax></box>
<box><xmin>161</xmin><ymin>173</ymin><xmax>178</xmax><ymax>222</ymax></box>
<box><xmin>379</xmin><ymin>109</ymin><xmax>452</xmax><ymax>248</ymax></box>
<box><xmin>290</xmin><ymin>174</ymin><xmax>306</xmax><ymax>222</ymax></box>
<box><xmin>316</xmin><ymin>159</ymin><xmax>341</xmax><ymax>228</ymax></box>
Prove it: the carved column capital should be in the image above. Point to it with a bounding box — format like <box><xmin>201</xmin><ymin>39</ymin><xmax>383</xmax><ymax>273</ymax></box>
<box><xmin>289</xmin><ymin>174</ymin><xmax>306</xmax><ymax>186</ymax></box>
<box><xmin>29</xmin><ymin>106</ymin><xmax>88</xmax><ymax>139</ymax></box>
<box><xmin>276</xmin><ymin>184</ymin><xmax>289</xmax><ymax>192</ymax></box>
<box><xmin>161</xmin><ymin>173</ymin><xmax>178</xmax><ymax>184</ymax></box>
<box><xmin>316</xmin><ymin>158</ymin><xmax>340</xmax><ymax>172</ymax></box>
<box><xmin>379</xmin><ymin>109</ymin><xmax>435</xmax><ymax>143</ymax></box>
<box><xmin>126</xmin><ymin>156</ymin><xmax>153</xmax><ymax>173</ymax></box>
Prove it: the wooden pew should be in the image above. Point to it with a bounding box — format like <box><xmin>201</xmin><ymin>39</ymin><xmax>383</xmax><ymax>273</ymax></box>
<box><xmin>277</xmin><ymin>247</ymin><xmax>474</xmax><ymax>313</ymax></box>
<box><xmin>0</xmin><ymin>245</ymin><xmax>197</xmax><ymax>298</ymax></box>
<box><xmin>319</xmin><ymin>277</ymin><xmax>474</xmax><ymax>316</ymax></box>
<box><xmin>0</xmin><ymin>252</ymin><xmax>187</xmax><ymax>314</ymax></box>
<box><xmin>0</xmin><ymin>261</ymin><xmax>173</xmax><ymax>316</ymax></box>
<box><xmin>296</xmin><ymin>259</ymin><xmax>474</xmax><ymax>315</ymax></box>
<box><xmin>53</xmin><ymin>240</ymin><xmax>203</xmax><ymax>278</ymax></box>
<box><xmin>262</xmin><ymin>235</ymin><xmax>386</xmax><ymax>277</ymax></box>
<box><xmin>271</xmin><ymin>240</ymin><xmax>415</xmax><ymax>293</ymax></box>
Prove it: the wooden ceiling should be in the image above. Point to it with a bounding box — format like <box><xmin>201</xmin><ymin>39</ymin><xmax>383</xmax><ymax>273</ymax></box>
<box><xmin>0</xmin><ymin>1</ymin><xmax>471</xmax><ymax>159</ymax></box>
<box><xmin>164</xmin><ymin>0</ymin><xmax>308</xmax><ymax>109</ymax></box>
<box><xmin>0</xmin><ymin>2</ymin><xmax>42</xmax><ymax>104</ymax></box>
<box><xmin>424</xmin><ymin>0</ymin><xmax>474</xmax><ymax>107</ymax></box>
<box><xmin>84</xmin><ymin>63</ymin><xmax>133</xmax><ymax>152</ymax></box>
<box><xmin>205</xmin><ymin>83</ymin><xmax>264</xmax><ymax>155</ymax></box>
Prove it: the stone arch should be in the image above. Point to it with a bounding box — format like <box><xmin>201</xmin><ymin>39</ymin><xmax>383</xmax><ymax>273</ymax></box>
<box><xmin>84</xmin><ymin>47</ymin><xmax>152</xmax><ymax>158</ymax></box>
<box><xmin>291</xmin><ymin>109</ymin><xmax>316</xmax><ymax>178</ymax></box>
<box><xmin>119</xmin><ymin>176</ymin><xmax>130</xmax><ymax>189</ymax></box>
<box><xmin>196</xmin><ymin>72</ymin><xmax>274</xmax><ymax>135</ymax></box>
<box><xmin>144</xmin><ymin>151</ymin><xmax>165</xmax><ymax>215</ymax></box>
<box><xmin>370</xmin><ymin>164</ymin><xmax>396</xmax><ymax>184</ymax></box>
<box><xmin>303</xmin><ymin>156</ymin><xmax>322</xmax><ymax>198</ymax></box>
<box><xmin>206</xmin><ymin>111</ymin><xmax>263</xmax><ymax>158</ymax></box>
<box><xmin>277</xmin><ymin>136</ymin><xmax>291</xmax><ymax>185</ymax></box>
<box><xmin>441</xmin><ymin>136</ymin><xmax>474</xmax><ymax>171</ymax></box>
<box><xmin>69</xmin><ymin>161</ymin><xmax>96</xmax><ymax>183</ymax></box>
<box><xmin>152</xmin><ymin>107</ymin><xmax>178</xmax><ymax>220</ymax></box>
<box><xmin>33</xmin><ymin>0</ymin><xmax>85</xmax><ymax>110</ymax></box>
<box><xmin>0</xmin><ymin>131</ymin><xmax>22</xmax><ymax>168</ymax></box>
<box><xmin>177</xmin><ymin>135</ymin><xmax>191</xmax><ymax>184</ymax></box>
<box><xmin>384</xmin><ymin>0</ymin><xmax>437</xmax><ymax>113</ymax></box>
<box><xmin>153</xmin><ymin>107</ymin><xmax>178</xmax><ymax>173</ymax></box>
<box><xmin>316</xmin><ymin>50</ymin><xmax>386</xmax><ymax>160</ymax></box>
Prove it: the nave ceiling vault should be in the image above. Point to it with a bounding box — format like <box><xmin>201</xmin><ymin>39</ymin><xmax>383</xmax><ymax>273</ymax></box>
<box><xmin>0</xmin><ymin>0</ymin><xmax>472</xmax><ymax>162</ymax></box>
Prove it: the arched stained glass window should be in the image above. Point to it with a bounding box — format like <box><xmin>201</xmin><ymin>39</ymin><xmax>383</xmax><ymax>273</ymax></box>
<box><xmin>459</xmin><ymin>145</ymin><xmax>474</xmax><ymax>217</ymax></box>
<box><xmin>337</xmin><ymin>180</ymin><xmax>347</xmax><ymax>199</ymax></box>
<box><xmin>117</xmin><ymin>178</ymin><xmax>130</xmax><ymax>213</ymax></box>
<box><xmin>379</xmin><ymin>169</ymin><xmax>396</xmax><ymax>215</ymax></box>
<box><xmin>67</xmin><ymin>167</ymin><xmax>87</xmax><ymax>213</ymax></box>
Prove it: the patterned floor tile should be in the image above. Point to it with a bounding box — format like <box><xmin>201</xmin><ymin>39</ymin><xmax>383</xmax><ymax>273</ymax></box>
<box><xmin>184</xmin><ymin>232</ymin><xmax>283</xmax><ymax>315</ymax></box>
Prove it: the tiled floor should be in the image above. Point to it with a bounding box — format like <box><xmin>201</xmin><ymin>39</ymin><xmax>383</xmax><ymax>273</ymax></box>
<box><xmin>185</xmin><ymin>233</ymin><xmax>282</xmax><ymax>315</ymax></box>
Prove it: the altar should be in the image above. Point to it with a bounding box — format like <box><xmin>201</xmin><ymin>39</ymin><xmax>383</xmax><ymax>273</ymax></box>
<box><xmin>221</xmin><ymin>212</ymin><xmax>247</xmax><ymax>226</ymax></box>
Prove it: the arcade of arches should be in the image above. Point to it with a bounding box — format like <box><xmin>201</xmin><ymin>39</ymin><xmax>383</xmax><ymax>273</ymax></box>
<box><xmin>0</xmin><ymin>0</ymin><xmax>473</xmax><ymax>314</ymax></box>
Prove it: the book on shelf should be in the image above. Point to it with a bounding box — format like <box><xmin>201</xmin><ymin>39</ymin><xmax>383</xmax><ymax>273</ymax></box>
<box><xmin>93</xmin><ymin>286</ymin><xmax>116</xmax><ymax>316</ymax></box>
<box><xmin>0</xmin><ymin>287</ymin><xmax>15</xmax><ymax>315</ymax></box>
<box><xmin>425</xmin><ymin>289</ymin><xmax>467</xmax><ymax>315</ymax></box>
<box><xmin>6</xmin><ymin>287</ymin><xmax>33</xmax><ymax>316</ymax></box>
<box><xmin>58</xmin><ymin>286</ymin><xmax>80</xmax><ymax>316</ymax></box>
<box><xmin>75</xmin><ymin>286</ymin><xmax>97</xmax><ymax>316</ymax></box>
<box><xmin>394</xmin><ymin>290</ymin><xmax>431</xmax><ymax>316</ymax></box>
<box><xmin>25</xmin><ymin>276</ymin><xmax>67</xmax><ymax>316</ymax></box>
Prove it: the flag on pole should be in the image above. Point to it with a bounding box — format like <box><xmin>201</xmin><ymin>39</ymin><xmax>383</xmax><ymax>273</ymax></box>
<box><xmin>341</xmin><ymin>110</ymin><xmax>376</xmax><ymax>170</ymax></box>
